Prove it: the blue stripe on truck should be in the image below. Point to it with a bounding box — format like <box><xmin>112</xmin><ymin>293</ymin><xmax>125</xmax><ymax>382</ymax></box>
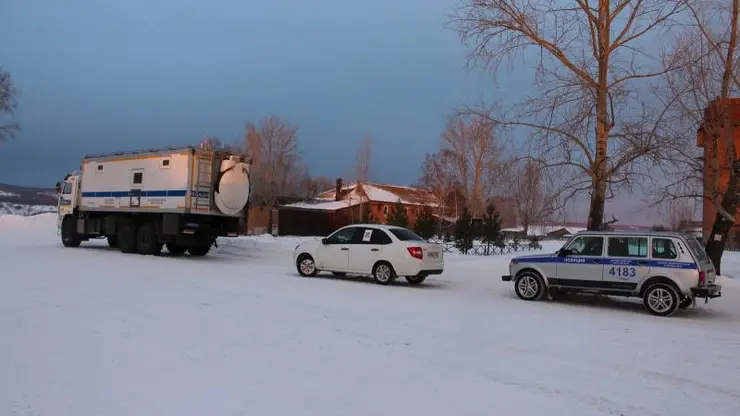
<box><xmin>81</xmin><ymin>190</ymin><xmax>189</xmax><ymax>197</ymax></box>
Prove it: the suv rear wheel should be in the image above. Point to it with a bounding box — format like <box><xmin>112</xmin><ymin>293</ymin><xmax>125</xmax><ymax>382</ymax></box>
<box><xmin>643</xmin><ymin>283</ymin><xmax>680</xmax><ymax>316</ymax></box>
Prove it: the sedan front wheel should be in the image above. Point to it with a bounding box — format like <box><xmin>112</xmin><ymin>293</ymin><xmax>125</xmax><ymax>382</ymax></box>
<box><xmin>297</xmin><ymin>254</ymin><xmax>318</xmax><ymax>277</ymax></box>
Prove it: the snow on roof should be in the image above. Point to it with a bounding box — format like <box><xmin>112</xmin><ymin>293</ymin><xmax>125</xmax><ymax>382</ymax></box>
<box><xmin>501</xmin><ymin>225</ymin><xmax>587</xmax><ymax>237</ymax></box>
<box><xmin>280</xmin><ymin>198</ymin><xmax>362</xmax><ymax>212</ymax></box>
<box><xmin>316</xmin><ymin>181</ymin><xmax>438</xmax><ymax>206</ymax></box>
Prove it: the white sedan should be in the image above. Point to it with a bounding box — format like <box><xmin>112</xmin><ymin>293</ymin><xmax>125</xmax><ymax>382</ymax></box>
<box><xmin>293</xmin><ymin>224</ymin><xmax>445</xmax><ymax>285</ymax></box>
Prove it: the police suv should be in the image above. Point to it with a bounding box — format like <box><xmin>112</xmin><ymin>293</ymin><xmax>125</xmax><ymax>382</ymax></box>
<box><xmin>501</xmin><ymin>231</ymin><xmax>722</xmax><ymax>316</ymax></box>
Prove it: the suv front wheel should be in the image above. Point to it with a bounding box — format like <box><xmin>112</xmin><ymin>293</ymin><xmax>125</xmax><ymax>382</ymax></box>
<box><xmin>514</xmin><ymin>272</ymin><xmax>546</xmax><ymax>301</ymax></box>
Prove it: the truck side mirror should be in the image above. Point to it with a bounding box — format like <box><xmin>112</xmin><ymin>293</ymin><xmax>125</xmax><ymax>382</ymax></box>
<box><xmin>55</xmin><ymin>182</ymin><xmax>61</xmax><ymax>194</ymax></box>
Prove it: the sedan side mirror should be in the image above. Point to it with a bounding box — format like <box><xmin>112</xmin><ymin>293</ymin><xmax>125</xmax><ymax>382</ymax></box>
<box><xmin>321</xmin><ymin>238</ymin><xmax>328</xmax><ymax>245</ymax></box>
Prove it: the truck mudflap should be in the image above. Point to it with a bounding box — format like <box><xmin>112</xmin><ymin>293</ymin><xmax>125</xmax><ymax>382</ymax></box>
<box><xmin>691</xmin><ymin>284</ymin><xmax>722</xmax><ymax>303</ymax></box>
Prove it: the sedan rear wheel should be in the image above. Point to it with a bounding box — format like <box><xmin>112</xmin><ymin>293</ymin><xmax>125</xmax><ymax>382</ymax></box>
<box><xmin>372</xmin><ymin>262</ymin><xmax>396</xmax><ymax>285</ymax></box>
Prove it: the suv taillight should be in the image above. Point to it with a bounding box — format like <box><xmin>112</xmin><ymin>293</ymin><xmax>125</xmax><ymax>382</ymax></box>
<box><xmin>698</xmin><ymin>270</ymin><xmax>706</xmax><ymax>286</ymax></box>
<box><xmin>407</xmin><ymin>246</ymin><xmax>423</xmax><ymax>260</ymax></box>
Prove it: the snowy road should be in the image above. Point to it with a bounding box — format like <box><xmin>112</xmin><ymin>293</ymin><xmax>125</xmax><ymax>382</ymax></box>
<box><xmin>2</xmin><ymin>214</ymin><xmax>740</xmax><ymax>416</ymax></box>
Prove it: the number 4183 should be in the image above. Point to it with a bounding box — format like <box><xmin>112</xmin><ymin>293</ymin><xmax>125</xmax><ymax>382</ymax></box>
<box><xmin>608</xmin><ymin>266</ymin><xmax>636</xmax><ymax>278</ymax></box>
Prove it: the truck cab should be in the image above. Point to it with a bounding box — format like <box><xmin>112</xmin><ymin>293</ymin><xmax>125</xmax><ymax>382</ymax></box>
<box><xmin>56</xmin><ymin>173</ymin><xmax>80</xmax><ymax>232</ymax></box>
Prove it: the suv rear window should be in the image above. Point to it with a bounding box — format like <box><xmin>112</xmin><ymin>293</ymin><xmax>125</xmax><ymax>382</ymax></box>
<box><xmin>389</xmin><ymin>228</ymin><xmax>424</xmax><ymax>241</ymax></box>
<box><xmin>685</xmin><ymin>236</ymin><xmax>710</xmax><ymax>263</ymax></box>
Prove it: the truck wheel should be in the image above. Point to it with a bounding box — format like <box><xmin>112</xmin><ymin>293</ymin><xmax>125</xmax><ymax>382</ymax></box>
<box><xmin>61</xmin><ymin>216</ymin><xmax>81</xmax><ymax>248</ymax></box>
<box><xmin>107</xmin><ymin>236</ymin><xmax>118</xmax><ymax>249</ymax></box>
<box><xmin>188</xmin><ymin>245</ymin><xmax>210</xmax><ymax>257</ymax></box>
<box><xmin>136</xmin><ymin>222</ymin><xmax>161</xmax><ymax>255</ymax></box>
<box><xmin>117</xmin><ymin>219</ymin><xmax>137</xmax><ymax>254</ymax></box>
<box><xmin>166</xmin><ymin>243</ymin><xmax>186</xmax><ymax>256</ymax></box>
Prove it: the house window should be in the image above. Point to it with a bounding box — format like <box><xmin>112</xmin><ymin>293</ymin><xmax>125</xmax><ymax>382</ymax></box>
<box><xmin>96</xmin><ymin>164</ymin><xmax>104</xmax><ymax>173</ymax></box>
<box><xmin>383</xmin><ymin>205</ymin><xmax>388</xmax><ymax>214</ymax></box>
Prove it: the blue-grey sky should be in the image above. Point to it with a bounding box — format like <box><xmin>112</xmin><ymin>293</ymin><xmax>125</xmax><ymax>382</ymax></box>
<box><xmin>0</xmin><ymin>0</ymin><xmax>668</xmax><ymax>223</ymax></box>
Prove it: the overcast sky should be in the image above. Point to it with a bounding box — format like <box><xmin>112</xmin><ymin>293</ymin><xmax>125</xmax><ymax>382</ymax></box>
<box><xmin>0</xmin><ymin>0</ymin><xmax>671</xmax><ymax>224</ymax></box>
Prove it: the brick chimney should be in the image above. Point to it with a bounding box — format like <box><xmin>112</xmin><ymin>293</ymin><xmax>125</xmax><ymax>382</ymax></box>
<box><xmin>335</xmin><ymin>178</ymin><xmax>343</xmax><ymax>201</ymax></box>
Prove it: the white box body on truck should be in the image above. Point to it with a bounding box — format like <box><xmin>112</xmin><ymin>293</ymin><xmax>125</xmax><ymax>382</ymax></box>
<box><xmin>55</xmin><ymin>144</ymin><xmax>252</xmax><ymax>257</ymax></box>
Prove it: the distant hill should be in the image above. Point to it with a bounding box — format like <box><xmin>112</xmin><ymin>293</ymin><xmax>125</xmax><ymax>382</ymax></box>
<box><xmin>0</xmin><ymin>184</ymin><xmax>57</xmax><ymax>216</ymax></box>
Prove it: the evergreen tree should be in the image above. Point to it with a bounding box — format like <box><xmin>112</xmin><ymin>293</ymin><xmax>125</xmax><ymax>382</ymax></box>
<box><xmin>413</xmin><ymin>205</ymin><xmax>437</xmax><ymax>239</ymax></box>
<box><xmin>480</xmin><ymin>203</ymin><xmax>504</xmax><ymax>254</ymax></box>
<box><xmin>454</xmin><ymin>207</ymin><xmax>474</xmax><ymax>254</ymax></box>
<box><xmin>386</xmin><ymin>198</ymin><xmax>409</xmax><ymax>227</ymax></box>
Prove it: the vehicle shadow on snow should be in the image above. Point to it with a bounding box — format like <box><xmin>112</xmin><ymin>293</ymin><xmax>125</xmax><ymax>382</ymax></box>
<box><xmin>297</xmin><ymin>272</ymin><xmax>450</xmax><ymax>289</ymax></box>
<box><xmin>73</xmin><ymin>244</ymin><xmax>260</xmax><ymax>263</ymax></box>
<box><xmin>502</xmin><ymin>291</ymin><xmax>734</xmax><ymax>319</ymax></box>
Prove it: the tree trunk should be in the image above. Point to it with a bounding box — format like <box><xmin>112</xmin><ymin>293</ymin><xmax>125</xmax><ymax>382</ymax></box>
<box><xmin>705</xmin><ymin>160</ymin><xmax>740</xmax><ymax>275</ymax></box>
<box><xmin>588</xmin><ymin>1</ymin><xmax>611</xmax><ymax>232</ymax></box>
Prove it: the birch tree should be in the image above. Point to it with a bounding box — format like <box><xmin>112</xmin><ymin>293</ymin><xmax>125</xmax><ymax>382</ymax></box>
<box><xmin>439</xmin><ymin>114</ymin><xmax>503</xmax><ymax>217</ymax></box>
<box><xmin>508</xmin><ymin>159</ymin><xmax>556</xmax><ymax>235</ymax></box>
<box><xmin>658</xmin><ymin>0</ymin><xmax>739</xmax><ymax>272</ymax></box>
<box><xmin>355</xmin><ymin>135</ymin><xmax>373</xmax><ymax>183</ymax></box>
<box><xmin>0</xmin><ymin>67</ymin><xmax>19</xmax><ymax>143</ymax></box>
<box><xmin>244</xmin><ymin>115</ymin><xmax>302</xmax><ymax>229</ymax></box>
<box><xmin>450</xmin><ymin>0</ymin><xmax>688</xmax><ymax>230</ymax></box>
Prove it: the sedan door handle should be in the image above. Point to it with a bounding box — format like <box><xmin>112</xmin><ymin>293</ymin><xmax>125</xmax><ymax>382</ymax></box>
<box><xmin>341</xmin><ymin>247</ymin><xmax>349</xmax><ymax>251</ymax></box>
<box><xmin>371</xmin><ymin>248</ymin><xmax>379</xmax><ymax>252</ymax></box>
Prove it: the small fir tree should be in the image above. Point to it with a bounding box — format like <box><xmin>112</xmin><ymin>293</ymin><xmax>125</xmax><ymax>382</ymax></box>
<box><xmin>386</xmin><ymin>198</ymin><xmax>409</xmax><ymax>228</ymax></box>
<box><xmin>413</xmin><ymin>205</ymin><xmax>437</xmax><ymax>239</ymax></box>
<box><xmin>480</xmin><ymin>203</ymin><xmax>504</xmax><ymax>254</ymax></box>
<box><xmin>454</xmin><ymin>207</ymin><xmax>474</xmax><ymax>254</ymax></box>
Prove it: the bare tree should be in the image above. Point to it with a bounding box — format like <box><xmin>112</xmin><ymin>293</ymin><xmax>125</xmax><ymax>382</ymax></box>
<box><xmin>450</xmin><ymin>0</ymin><xmax>689</xmax><ymax>230</ymax></box>
<box><xmin>244</xmin><ymin>115</ymin><xmax>302</xmax><ymax>230</ymax></box>
<box><xmin>666</xmin><ymin>199</ymin><xmax>697</xmax><ymax>232</ymax></box>
<box><xmin>508</xmin><ymin>159</ymin><xmax>556</xmax><ymax>235</ymax></box>
<box><xmin>418</xmin><ymin>151</ymin><xmax>460</xmax><ymax>233</ymax></box>
<box><xmin>439</xmin><ymin>114</ymin><xmax>503</xmax><ymax>217</ymax></box>
<box><xmin>0</xmin><ymin>67</ymin><xmax>19</xmax><ymax>143</ymax></box>
<box><xmin>297</xmin><ymin>172</ymin><xmax>333</xmax><ymax>199</ymax></box>
<box><xmin>657</xmin><ymin>0</ymin><xmax>739</xmax><ymax>272</ymax></box>
<box><xmin>355</xmin><ymin>135</ymin><xmax>373</xmax><ymax>183</ymax></box>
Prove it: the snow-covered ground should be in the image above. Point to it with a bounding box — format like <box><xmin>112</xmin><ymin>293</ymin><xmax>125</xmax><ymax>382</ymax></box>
<box><xmin>1</xmin><ymin>214</ymin><xmax>739</xmax><ymax>416</ymax></box>
<box><xmin>0</xmin><ymin>202</ymin><xmax>56</xmax><ymax>216</ymax></box>
<box><xmin>0</xmin><ymin>190</ymin><xmax>20</xmax><ymax>198</ymax></box>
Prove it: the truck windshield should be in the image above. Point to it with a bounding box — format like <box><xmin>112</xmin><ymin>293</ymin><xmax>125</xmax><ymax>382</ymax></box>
<box><xmin>685</xmin><ymin>236</ymin><xmax>710</xmax><ymax>264</ymax></box>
